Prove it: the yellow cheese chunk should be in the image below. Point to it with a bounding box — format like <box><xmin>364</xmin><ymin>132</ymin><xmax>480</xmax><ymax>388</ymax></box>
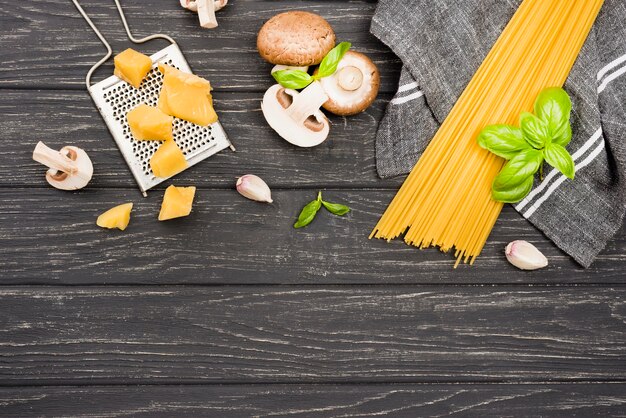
<box><xmin>157</xmin><ymin>63</ymin><xmax>218</xmax><ymax>126</ymax></box>
<box><xmin>114</xmin><ymin>48</ymin><xmax>152</xmax><ymax>89</ymax></box>
<box><xmin>150</xmin><ymin>140</ymin><xmax>188</xmax><ymax>178</ymax></box>
<box><xmin>158</xmin><ymin>185</ymin><xmax>196</xmax><ymax>221</ymax></box>
<box><xmin>127</xmin><ymin>104</ymin><xmax>173</xmax><ymax>141</ymax></box>
<box><xmin>96</xmin><ymin>203</ymin><xmax>133</xmax><ymax>231</ymax></box>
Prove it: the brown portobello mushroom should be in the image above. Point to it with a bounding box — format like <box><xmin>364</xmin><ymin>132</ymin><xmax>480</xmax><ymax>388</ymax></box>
<box><xmin>257</xmin><ymin>11</ymin><xmax>336</xmax><ymax>67</ymax></box>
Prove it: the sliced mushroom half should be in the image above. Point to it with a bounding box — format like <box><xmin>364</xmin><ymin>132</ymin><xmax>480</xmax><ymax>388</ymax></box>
<box><xmin>261</xmin><ymin>81</ymin><xmax>330</xmax><ymax>148</ymax></box>
<box><xmin>32</xmin><ymin>141</ymin><xmax>93</xmax><ymax>190</ymax></box>
<box><xmin>180</xmin><ymin>0</ymin><xmax>227</xmax><ymax>12</ymax></box>
<box><xmin>317</xmin><ymin>51</ymin><xmax>380</xmax><ymax>116</ymax></box>
<box><xmin>180</xmin><ymin>0</ymin><xmax>227</xmax><ymax>28</ymax></box>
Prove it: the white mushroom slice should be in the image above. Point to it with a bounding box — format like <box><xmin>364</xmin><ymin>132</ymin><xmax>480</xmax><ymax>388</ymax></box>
<box><xmin>180</xmin><ymin>0</ymin><xmax>198</xmax><ymax>12</ymax></box>
<box><xmin>261</xmin><ymin>81</ymin><xmax>330</xmax><ymax>148</ymax></box>
<box><xmin>271</xmin><ymin>65</ymin><xmax>310</xmax><ymax>74</ymax></box>
<box><xmin>180</xmin><ymin>0</ymin><xmax>227</xmax><ymax>12</ymax></box>
<box><xmin>214</xmin><ymin>0</ymin><xmax>228</xmax><ymax>11</ymax></box>
<box><xmin>181</xmin><ymin>0</ymin><xmax>227</xmax><ymax>26</ymax></box>
<box><xmin>32</xmin><ymin>142</ymin><xmax>93</xmax><ymax>191</ymax></box>
<box><xmin>317</xmin><ymin>51</ymin><xmax>380</xmax><ymax>116</ymax></box>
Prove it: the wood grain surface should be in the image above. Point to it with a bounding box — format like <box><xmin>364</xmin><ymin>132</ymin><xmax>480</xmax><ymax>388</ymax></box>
<box><xmin>1</xmin><ymin>0</ymin><xmax>624</xmax><ymax>415</ymax></box>
<box><xmin>0</xmin><ymin>90</ymin><xmax>398</xmax><ymax>189</ymax></box>
<box><xmin>1</xmin><ymin>188</ymin><xmax>624</xmax><ymax>284</ymax></box>
<box><xmin>0</xmin><ymin>0</ymin><xmax>400</xmax><ymax>91</ymax></box>
<box><xmin>1</xmin><ymin>384</ymin><xmax>626</xmax><ymax>417</ymax></box>
<box><xmin>1</xmin><ymin>287</ymin><xmax>625</xmax><ymax>384</ymax></box>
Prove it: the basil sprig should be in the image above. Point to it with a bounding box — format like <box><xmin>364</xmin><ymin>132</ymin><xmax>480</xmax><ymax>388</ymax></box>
<box><xmin>478</xmin><ymin>87</ymin><xmax>576</xmax><ymax>203</ymax></box>
<box><xmin>316</xmin><ymin>42</ymin><xmax>351</xmax><ymax>78</ymax></box>
<box><xmin>294</xmin><ymin>197</ymin><xmax>322</xmax><ymax>229</ymax></box>
<box><xmin>272</xmin><ymin>70</ymin><xmax>314</xmax><ymax>90</ymax></box>
<box><xmin>294</xmin><ymin>191</ymin><xmax>351</xmax><ymax>229</ymax></box>
<box><xmin>272</xmin><ymin>42</ymin><xmax>352</xmax><ymax>90</ymax></box>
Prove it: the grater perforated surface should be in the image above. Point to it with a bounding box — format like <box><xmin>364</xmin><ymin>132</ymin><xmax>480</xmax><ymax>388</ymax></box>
<box><xmin>88</xmin><ymin>44</ymin><xmax>232</xmax><ymax>196</ymax></box>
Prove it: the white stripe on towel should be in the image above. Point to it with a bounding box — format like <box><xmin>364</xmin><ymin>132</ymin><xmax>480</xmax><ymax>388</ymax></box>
<box><xmin>397</xmin><ymin>81</ymin><xmax>419</xmax><ymax>93</ymax></box>
<box><xmin>515</xmin><ymin>128</ymin><xmax>603</xmax><ymax>211</ymax></box>
<box><xmin>598</xmin><ymin>64</ymin><xmax>626</xmax><ymax>93</ymax></box>
<box><xmin>597</xmin><ymin>52</ymin><xmax>626</xmax><ymax>81</ymax></box>
<box><xmin>522</xmin><ymin>139</ymin><xmax>606</xmax><ymax>218</ymax></box>
<box><xmin>390</xmin><ymin>90</ymin><xmax>425</xmax><ymax>105</ymax></box>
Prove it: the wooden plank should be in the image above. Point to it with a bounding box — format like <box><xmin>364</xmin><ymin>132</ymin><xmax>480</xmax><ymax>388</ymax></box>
<box><xmin>0</xmin><ymin>0</ymin><xmax>401</xmax><ymax>92</ymax></box>
<box><xmin>2</xmin><ymin>384</ymin><xmax>626</xmax><ymax>417</ymax></box>
<box><xmin>0</xmin><ymin>188</ymin><xmax>624</xmax><ymax>284</ymax></box>
<box><xmin>1</xmin><ymin>287</ymin><xmax>626</xmax><ymax>384</ymax></box>
<box><xmin>0</xmin><ymin>90</ymin><xmax>400</xmax><ymax>189</ymax></box>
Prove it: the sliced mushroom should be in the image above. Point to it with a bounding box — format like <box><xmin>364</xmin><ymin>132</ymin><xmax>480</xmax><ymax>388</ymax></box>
<box><xmin>261</xmin><ymin>81</ymin><xmax>330</xmax><ymax>148</ymax></box>
<box><xmin>180</xmin><ymin>0</ymin><xmax>227</xmax><ymax>12</ymax></box>
<box><xmin>180</xmin><ymin>0</ymin><xmax>227</xmax><ymax>28</ymax></box>
<box><xmin>257</xmin><ymin>11</ymin><xmax>336</xmax><ymax>66</ymax></box>
<box><xmin>180</xmin><ymin>0</ymin><xmax>199</xmax><ymax>12</ymax></box>
<box><xmin>32</xmin><ymin>141</ymin><xmax>93</xmax><ymax>190</ymax></box>
<box><xmin>316</xmin><ymin>51</ymin><xmax>380</xmax><ymax>116</ymax></box>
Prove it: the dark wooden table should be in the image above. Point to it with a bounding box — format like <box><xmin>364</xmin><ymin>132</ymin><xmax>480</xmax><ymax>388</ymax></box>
<box><xmin>1</xmin><ymin>1</ymin><xmax>625</xmax><ymax>416</ymax></box>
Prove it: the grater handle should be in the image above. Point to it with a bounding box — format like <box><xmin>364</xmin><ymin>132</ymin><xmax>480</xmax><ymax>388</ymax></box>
<box><xmin>113</xmin><ymin>0</ymin><xmax>177</xmax><ymax>47</ymax></box>
<box><xmin>71</xmin><ymin>0</ymin><xmax>113</xmax><ymax>89</ymax></box>
<box><xmin>71</xmin><ymin>0</ymin><xmax>177</xmax><ymax>89</ymax></box>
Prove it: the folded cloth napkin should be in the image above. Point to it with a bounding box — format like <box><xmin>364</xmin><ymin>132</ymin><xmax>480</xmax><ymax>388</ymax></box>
<box><xmin>371</xmin><ymin>0</ymin><xmax>626</xmax><ymax>267</ymax></box>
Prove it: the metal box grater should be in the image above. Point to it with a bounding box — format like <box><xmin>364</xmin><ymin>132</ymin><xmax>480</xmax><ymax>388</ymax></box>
<box><xmin>89</xmin><ymin>44</ymin><xmax>233</xmax><ymax>196</ymax></box>
<box><xmin>73</xmin><ymin>0</ymin><xmax>233</xmax><ymax>196</ymax></box>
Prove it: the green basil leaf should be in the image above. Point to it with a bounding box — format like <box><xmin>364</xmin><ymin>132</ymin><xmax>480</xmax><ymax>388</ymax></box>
<box><xmin>294</xmin><ymin>199</ymin><xmax>322</xmax><ymax>229</ymax></box>
<box><xmin>544</xmin><ymin>142</ymin><xmax>575</xmax><ymax>179</ymax></box>
<box><xmin>492</xmin><ymin>148</ymin><xmax>543</xmax><ymax>191</ymax></box>
<box><xmin>316</xmin><ymin>42</ymin><xmax>351</xmax><ymax>79</ymax></box>
<box><xmin>272</xmin><ymin>69</ymin><xmax>314</xmax><ymax>90</ymax></box>
<box><xmin>492</xmin><ymin>175</ymin><xmax>535</xmax><ymax>203</ymax></box>
<box><xmin>552</xmin><ymin>122</ymin><xmax>572</xmax><ymax>147</ymax></box>
<box><xmin>520</xmin><ymin>112</ymin><xmax>550</xmax><ymax>149</ymax></box>
<box><xmin>534</xmin><ymin>87</ymin><xmax>572</xmax><ymax>143</ymax></box>
<box><xmin>477</xmin><ymin>124</ymin><xmax>531</xmax><ymax>159</ymax></box>
<box><xmin>322</xmin><ymin>200</ymin><xmax>351</xmax><ymax>216</ymax></box>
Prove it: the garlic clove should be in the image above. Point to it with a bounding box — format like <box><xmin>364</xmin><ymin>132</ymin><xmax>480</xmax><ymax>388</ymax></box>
<box><xmin>505</xmin><ymin>240</ymin><xmax>548</xmax><ymax>270</ymax></box>
<box><xmin>236</xmin><ymin>175</ymin><xmax>273</xmax><ymax>203</ymax></box>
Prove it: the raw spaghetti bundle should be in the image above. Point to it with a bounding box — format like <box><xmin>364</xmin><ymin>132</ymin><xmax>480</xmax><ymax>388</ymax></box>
<box><xmin>370</xmin><ymin>0</ymin><xmax>605</xmax><ymax>266</ymax></box>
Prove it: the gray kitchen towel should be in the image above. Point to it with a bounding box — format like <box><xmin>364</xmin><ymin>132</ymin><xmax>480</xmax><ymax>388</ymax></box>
<box><xmin>371</xmin><ymin>0</ymin><xmax>626</xmax><ymax>267</ymax></box>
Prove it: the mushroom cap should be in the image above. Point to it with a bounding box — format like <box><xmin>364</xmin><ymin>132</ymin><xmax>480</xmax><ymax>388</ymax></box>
<box><xmin>257</xmin><ymin>11</ymin><xmax>336</xmax><ymax>66</ymax></box>
<box><xmin>316</xmin><ymin>51</ymin><xmax>380</xmax><ymax>116</ymax></box>
<box><xmin>261</xmin><ymin>84</ymin><xmax>330</xmax><ymax>148</ymax></box>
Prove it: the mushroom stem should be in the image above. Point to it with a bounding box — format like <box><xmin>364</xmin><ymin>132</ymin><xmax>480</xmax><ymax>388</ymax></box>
<box><xmin>285</xmin><ymin>81</ymin><xmax>329</xmax><ymax>125</ymax></box>
<box><xmin>197</xmin><ymin>0</ymin><xmax>220</xmax><ymax>28</ymax></box>
<box><xmin>337</xmin><ymin>66</ymin><xmax>364</xmax><ymax>91</ymax></box>
<box><xmin>32</xmin><ymin>141</ymin><xmax>77</xmax><ymax>175</ymax></box>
